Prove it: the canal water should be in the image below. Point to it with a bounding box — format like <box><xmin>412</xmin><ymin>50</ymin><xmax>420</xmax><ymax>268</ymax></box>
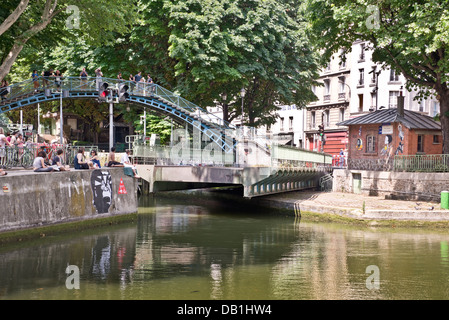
<box><xmin>1</xmin><ymin>191</ymin><xmax>449</xmax><ymax>300</ymax></box>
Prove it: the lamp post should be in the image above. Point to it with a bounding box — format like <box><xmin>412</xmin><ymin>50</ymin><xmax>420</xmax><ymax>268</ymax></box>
<box><xmin>60</xmin><ymin>90</ymin><xmax>63</xmax><ymax>144</ymax></box>
<box><xmin>143</xmin><ymin>107</ymin><xmax>147</xmax><ymax>139</ymax></box>
<box><xmin>221</xmin><ymin>92</ymin><xmax>227</xmax><ymax>126</ymax></box>
<box><xmin>240</xmin><ymin>88</ymin><xmax>246</xmax><ymax>125</ymax></box>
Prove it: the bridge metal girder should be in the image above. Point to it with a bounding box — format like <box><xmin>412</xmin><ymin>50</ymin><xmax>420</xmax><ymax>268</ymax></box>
<box><xmin>246</xmin><ymin>168</ymin><xmax>322</xmax><ymax>197</ymax></box>
<box><xmin>128</xmin><ymin>96</ymin><xmax>233</xmax><ymax>153</ymax></box>
<box><xmin>0</xmin><ymin>90</ymin><xmax>233</xmax><ymax>152</ymax></box>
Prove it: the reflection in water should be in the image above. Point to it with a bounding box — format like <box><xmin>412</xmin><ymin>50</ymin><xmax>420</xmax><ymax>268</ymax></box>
<box><xmin>0</xmin><ymin>193</ymin><xmax>449</xmax><ymax>299</ymax></box>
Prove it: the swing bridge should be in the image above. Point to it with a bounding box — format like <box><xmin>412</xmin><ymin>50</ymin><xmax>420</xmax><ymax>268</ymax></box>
<box><xmin>0</xmin><ymin>76</ymin><xmax>332</xmax><ymax>197</ymax></box>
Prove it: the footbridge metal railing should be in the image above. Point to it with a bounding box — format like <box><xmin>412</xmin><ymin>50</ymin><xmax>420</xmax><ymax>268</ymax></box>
<box><xmin>0</xmin><ymin>76</ymin><xmax>235</xmax><ymax>152</ymax></box>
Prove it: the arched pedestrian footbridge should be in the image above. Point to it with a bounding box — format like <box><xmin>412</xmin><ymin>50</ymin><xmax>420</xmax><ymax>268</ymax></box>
<box><xmin>0</xmin><ymin>76</ymin><xmax>333</xmax><ymax>197</ymax></box>
<box><xmin>0</xmin><ymin>76</ymin><xmax>234</xmax><ymax>152</ymax></box>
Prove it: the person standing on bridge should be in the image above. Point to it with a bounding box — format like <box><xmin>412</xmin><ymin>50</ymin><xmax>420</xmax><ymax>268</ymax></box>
<box><xmin>80</xmin><ymin>67</ymin><xmax>88</xmax><ymax>89</ymax></box>
<box><xmin>54</xmin><ymin>70</ymin><xmax>62</xmax><ymax>89</ymax></box>
<box><xmin>146</xmin><ymin>74</ymin><xmax>154</xmax><ymax>94</ymax></box>
<box><xmin>42</xmin><ymin>69</ymin><xmax>53</xmax><ymax>88</ymax></box>
<box><xmin>32</xmin><ymin>70</ymin><xmax>40</xmax><ymax>91</ymax></box>
<box><xmin>95</xmin><ymin>68</ymin><xmax>103</xmax><ymax>91</ymax></box>
<box><xmin>128</xmin><ymin>74</ymin><xmax>134</xmax><ymax>93</ymax></box>
<box><xmin>134</xmin><ymin>72</ymin><xmax>142</xmax><ymax>93</ymax></box>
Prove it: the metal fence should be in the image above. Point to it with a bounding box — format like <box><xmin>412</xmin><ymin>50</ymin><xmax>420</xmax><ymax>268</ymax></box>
<box><xmin>0</xmin><ymin>144</ymin><xmax>99</xmax><ymax>169</ymax></box>
<box><xmin>346</xmin><ymin>154</ymin><xmax>449</xmax><ymax>172</ymax></box>
<box><xmin>393</xmin><ymin>154</ymin><xmax>449</xmax><ymax>172</ymax></box>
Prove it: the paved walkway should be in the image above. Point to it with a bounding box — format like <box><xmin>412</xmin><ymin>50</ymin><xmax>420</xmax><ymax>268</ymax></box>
<box><xmin>259</xmin><ymin>191</ymin><xmax>449</xmax><ymax>223</ymax></box>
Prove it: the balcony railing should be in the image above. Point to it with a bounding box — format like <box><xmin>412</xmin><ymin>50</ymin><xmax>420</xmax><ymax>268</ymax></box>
<box><xmin>323</xmin><ymin>94</ymin><xmax>331</xmax><ymax>101</ymax></box>
<box><xmin>338</xmin><ymin>92</ymin><xmax>346</xmax><ymax>100</ymax></box>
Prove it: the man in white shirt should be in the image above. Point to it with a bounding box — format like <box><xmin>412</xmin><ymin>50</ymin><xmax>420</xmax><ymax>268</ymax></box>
<box><xmin>120</xmin><ymin>150</ymin><xmax>140</xmax><ymax>178</ymax></box>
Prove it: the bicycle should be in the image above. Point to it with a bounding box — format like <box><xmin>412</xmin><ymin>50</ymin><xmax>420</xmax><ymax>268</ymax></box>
<box><xmin>3</xmin><ymin>146</ymin><xmax>34</xmax><ymax>169</ymax></box>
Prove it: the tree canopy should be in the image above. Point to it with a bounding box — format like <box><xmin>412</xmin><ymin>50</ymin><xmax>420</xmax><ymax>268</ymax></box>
<box><xmin>0</xmin><ymin>0</ymin><xmax>135</xmax><ymax>81</ymax></box>
<box><xmin>2</xmin><ymin>0</ymin><xmax>321</xmax><ymax>142</ymax></box>
<box><xmin>305</xmin><ymin>0</ymin><xmax>449</xmax><ymax>153</ymax></box>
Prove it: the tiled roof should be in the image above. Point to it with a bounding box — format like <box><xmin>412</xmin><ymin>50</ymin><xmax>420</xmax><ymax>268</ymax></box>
<box><xmin>336</xmin><ymin>108</ymin><xmax>441</xmax><ymax>130</ymax></box>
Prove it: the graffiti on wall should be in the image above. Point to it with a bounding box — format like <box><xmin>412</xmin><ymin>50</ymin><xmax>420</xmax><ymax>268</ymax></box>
<box><xmin>395</xmin><ymin>124</ymin><xmax>405</xmax><ymax>155</ymax></box>
<box><xmin>381</xmin><ymin>134</ymin><xmax>393</xmax><ymax>163</ymax></box>
<box><xmin>356</xmin><ymin>126</ymin><xmax>363</xmax><ymax>151</ymax></box>
<box><xmin>91</xmin><ymin>170</ymin><xmax>112</xmax><ymax>214</ymax></box>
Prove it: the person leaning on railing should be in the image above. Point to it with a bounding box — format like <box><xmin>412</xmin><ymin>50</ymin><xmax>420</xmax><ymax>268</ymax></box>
<box><xmin>0</xmin><ymin>127</ymin><xmax>12</xmax><ymax>167</ymax></box>
<box><xmin>80</xmin><ymin>67</ymin><xmax>88</xmax><ymax>89</ymax></box>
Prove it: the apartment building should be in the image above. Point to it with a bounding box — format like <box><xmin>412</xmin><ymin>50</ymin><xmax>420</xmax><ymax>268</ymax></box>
<box><xmin>304</xmin><ymin>50</ymin><xmax>350</xmax><ymax>155</ymax></box>
<box><xmin>350</xmin><ymin>40</ymin><xmax>439</xmax><ymax>117</ymax></box>
<box><xmin>268</xmin><ymin>105</ymin><xmax>305</xmax><ymax>148</ymax></box>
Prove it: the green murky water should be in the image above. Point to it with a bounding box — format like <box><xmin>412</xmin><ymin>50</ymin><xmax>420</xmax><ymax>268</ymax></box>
<box><xmin>1</xmin><ymin>193</ymin><xmax>449</xmax><ymax>300</ymax></box>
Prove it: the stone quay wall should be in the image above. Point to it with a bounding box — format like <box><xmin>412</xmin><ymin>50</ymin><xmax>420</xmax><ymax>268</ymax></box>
<box><xmin>333</xmin><ymin>169</ymin><xmax>449</xmax><ymax>201</ymax></box>
<box><xmin>0</xmin><ymin>168</ymin><xmax>138</xmax><ymax>233</ymax></box>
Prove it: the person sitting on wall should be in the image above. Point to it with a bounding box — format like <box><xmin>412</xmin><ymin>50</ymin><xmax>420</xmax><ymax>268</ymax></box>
<box><xmin>120</xmin><ymin>149</ymin><xmax>140</xmax><ymax>179</ymax></box>
<box><xmin>89</xmin><ymin>149</ymin><xmax>101</xmax><ymax>168</ymax></box>
<box><xmin>33</xmin><ymin>151</ymin><xmax>55</xmax><ymax>172</ymax></box>
<box><xmin>52</xmin><ymin>149</ymin><xmax>70</xmax><ymax>171</ymax></box>
<box><xmin>74</xmin><ymin>147</ymin><xmax>92</xmax><ymax>169</ymax></box>
<box><xmin>106</xmin><ymin>147</ymin><xmax>123</xmax><ymax>167</ymax></box>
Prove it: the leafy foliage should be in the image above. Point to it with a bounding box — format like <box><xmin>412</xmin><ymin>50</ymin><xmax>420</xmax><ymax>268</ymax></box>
<box><xmin>305</xmin><ymin>0</ymin><xmax>449</xmax><ymax>153</ymax></box>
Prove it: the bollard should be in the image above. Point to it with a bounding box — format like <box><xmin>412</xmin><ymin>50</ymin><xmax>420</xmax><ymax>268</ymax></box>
<box><xmin>441</xmin><ymin>191</ymin><xmax>449</xmax><ymax>210</ymax></box>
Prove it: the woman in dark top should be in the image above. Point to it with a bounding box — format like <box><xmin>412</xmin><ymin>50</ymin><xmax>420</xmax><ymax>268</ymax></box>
<box><xmin>74</xmin><ymin>147</ymin><xmax>91</xmax><ymax>169</ymax></box>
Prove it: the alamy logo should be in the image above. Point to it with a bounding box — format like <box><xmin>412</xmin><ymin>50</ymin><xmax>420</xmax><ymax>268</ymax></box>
<box><xmin>366</xmin><ymin>5</ymin><xmax>380</xmax><ymax>30</ymax></box>
<box><xmin>365</xmin><ymin>265</ymin><xmax>380</xmax><ymax>290</ymax></box>
<box><xmin>65</xmin><ymin>265</ymin><xmax>80</xmax><ymax>289</ymax></box>
<box><xmin>66</xmin><ymin>5</ymin><xmax>80</xmax><ymax>30</ymax></box>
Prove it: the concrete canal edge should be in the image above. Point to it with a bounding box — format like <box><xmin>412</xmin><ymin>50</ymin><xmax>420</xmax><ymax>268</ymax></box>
<box><xmin>256</xmin><ymin>194</ymin><xmax>449</xmax><ymax>229</ymax></box>
<box><xmin>0</xmin><ymin>168</ymin><xmax>139</xmax><ymax>243</ymax></box>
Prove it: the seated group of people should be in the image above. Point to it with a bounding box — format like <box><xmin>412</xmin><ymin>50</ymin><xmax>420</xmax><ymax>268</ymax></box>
<box><xmin>33</xmin><ymin>149</ymin><xmax>70</xmax><ymax>172</ymax></box>
<box><xmin>32</xmin><ymin>146</ymin><xmax>140</xmax><ymax>178</ymax></box>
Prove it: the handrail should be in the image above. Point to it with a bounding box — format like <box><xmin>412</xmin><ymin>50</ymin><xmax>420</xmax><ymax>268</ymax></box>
<box><xmin>0</xmin><ymin>76</ymin><xmax>233</xmax><ymax>130</ymax></box>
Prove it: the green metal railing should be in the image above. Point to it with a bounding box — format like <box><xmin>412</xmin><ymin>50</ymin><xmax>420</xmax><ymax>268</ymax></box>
<box><xmin>0</xmin><ymin>144</ymin><xmax>99</xmax><ymax>169</ymax></box>
<box><xmin>393</xmin><ymin>154</ymin><xmax>449</xmax><ymax>172</ymax></box>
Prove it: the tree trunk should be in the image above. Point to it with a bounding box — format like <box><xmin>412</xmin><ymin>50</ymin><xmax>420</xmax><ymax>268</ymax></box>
<box><xmin>222</xmin><ymin>103</ymin><xmax>229</xmax><ymax>124</ymax></box>
<box><xmin>0</xmin><ymin>41</ymin><xmax>26</xmax><ymax>81</ymax></box>
<box><xmin>0</xmin><ymin>0</ymin><xmax>30</xmax><ymax>37</ymax></box>
<box><xmin>437</xmin><ymin>88</ymin><xmax>449</xmax><ymax>154</ymax></box>
<box><xmin>0</xmin><ymin>1</ymin><xmax>62</xmax><ymax>81</ymax></box>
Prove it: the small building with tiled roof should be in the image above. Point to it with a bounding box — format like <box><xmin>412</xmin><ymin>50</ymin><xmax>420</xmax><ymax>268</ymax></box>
<box><xmin>337</xmin><ymin>107</ymin><xmax>442</xmax><ymax>165</ymax></box>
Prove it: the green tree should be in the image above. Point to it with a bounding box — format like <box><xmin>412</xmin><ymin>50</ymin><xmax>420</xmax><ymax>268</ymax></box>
<box><xmin>133</xmin><ymin>0</ymin><xmax>320</xmax><ymax>126</ymax></box>
<box><xmin>0</xmin><ymin>0</ymin><xmax>134</xmax><ymax>81</ymax></box>
<box><xmin>306</xmin><ymin>0</ymin><xmax>449</xmax><ymax>153</ymax></box>
<box><xmin>134</xmin><ymin>113</ymin><xmax>173</xmax><ymax>145</ymax></box>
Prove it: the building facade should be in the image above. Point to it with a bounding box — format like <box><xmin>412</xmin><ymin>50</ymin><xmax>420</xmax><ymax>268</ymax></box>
<box><xmin>304</xmin><ymin>50</ymin><xmax>350</xmax><ymax>155</ymax></box>
<box><xmin>337</xmin><ymin>108</ymin><xmax>442</xmax><ymax>170</ymax></box>
<box><xmin>349</xmin><ymin>40</ymin><xmax>440</xmax><ymax>117</ymax></box>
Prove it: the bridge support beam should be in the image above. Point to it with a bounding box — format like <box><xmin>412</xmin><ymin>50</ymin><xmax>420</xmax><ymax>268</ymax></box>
<box><xmin>135</xmin><ymin>165</ymin><xmax>329</xmax><ymax>198</ymax></box>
